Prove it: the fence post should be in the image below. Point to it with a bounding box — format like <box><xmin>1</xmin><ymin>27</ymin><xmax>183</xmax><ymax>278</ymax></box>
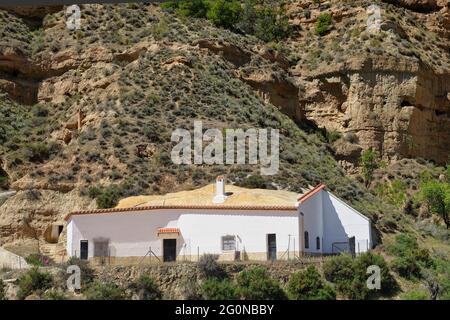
<box><xmin>293</xmin><ymin>240</ymin><xmax>296</xmax><ymax>259</ymax></box>
<box><xmin>197</xmin><ymin>247</ymin><xmax>199</xmax><ymax>262</ymax></box>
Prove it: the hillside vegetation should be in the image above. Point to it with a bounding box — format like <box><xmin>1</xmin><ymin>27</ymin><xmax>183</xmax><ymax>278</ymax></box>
<box><xmin>0</xmin><ymin>1</ymin><xmax>449</xmax><ymax>300</ymax></box>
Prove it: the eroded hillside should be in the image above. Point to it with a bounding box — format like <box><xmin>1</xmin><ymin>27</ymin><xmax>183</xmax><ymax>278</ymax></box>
<box><xmin>0</xmin><ymin>1</ymin><xmax>448</xmax><ymax>261</ymax></box>
<box><xmin>284</xmin><ymin>0</ymin><xmax>450</xmax><ymax>169</ymax></box>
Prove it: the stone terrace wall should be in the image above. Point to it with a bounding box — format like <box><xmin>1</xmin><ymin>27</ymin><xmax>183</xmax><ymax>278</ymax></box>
<box><xmin>94</xmin><ymin>259</ymin><xmax>328</xmax><ymax>299</ymax></box>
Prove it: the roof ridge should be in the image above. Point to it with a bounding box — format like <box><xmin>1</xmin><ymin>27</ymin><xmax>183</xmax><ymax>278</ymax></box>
<box><xmin>297</xmin><ymin>184</ymin><xmax>326</xmax><ymax>203</ymax></box>
<box><xmin>65</xmin><ymin>204</ymin><xmax>298</xmax><ymax>221</ymax></box>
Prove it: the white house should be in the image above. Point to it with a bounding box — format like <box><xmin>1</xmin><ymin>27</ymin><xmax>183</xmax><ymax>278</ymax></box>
<box><xmin>65</xmin><ymin>176</ymin><xmax>372</xmax><ymax>264</ymax></box>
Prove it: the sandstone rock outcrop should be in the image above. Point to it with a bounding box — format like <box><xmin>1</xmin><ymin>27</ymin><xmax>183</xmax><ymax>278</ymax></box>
<box><xmin>0</xmin><ymin>189</ymin><xmax>94</xmax><ymax>252</ymax></box>
<box><xmin>296</xmin><ymin>56</ymin><xmax>450</xmax><ymax>164</ymax></box>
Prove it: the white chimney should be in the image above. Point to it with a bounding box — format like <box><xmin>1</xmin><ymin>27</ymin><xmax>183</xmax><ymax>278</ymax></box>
<box><xmin>213</xmin><ymin>175</ymin><xmax>227</xmax><ymax>204</ymax></box>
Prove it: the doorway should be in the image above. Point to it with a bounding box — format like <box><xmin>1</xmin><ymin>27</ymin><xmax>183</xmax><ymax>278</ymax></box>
<box><xmin>80</xmin><ymin>240</ymin><xmax>88</xmax><ymax>260</ymax></box>
<box><xmin>267</xmin><ymin>234</ymin><xmax>277</xmax><ymax>261</ymax></box>
<box><xmin>163</xmin><ymin>239</ymin><xmax>177</xmax><ymax>262</ymax></box>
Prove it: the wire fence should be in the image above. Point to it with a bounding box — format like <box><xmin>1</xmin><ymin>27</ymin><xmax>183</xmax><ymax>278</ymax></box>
<box><xmin>66</xmin><ymin>236</ymin><xmax>370</xmax><ymax>266</ymax></box>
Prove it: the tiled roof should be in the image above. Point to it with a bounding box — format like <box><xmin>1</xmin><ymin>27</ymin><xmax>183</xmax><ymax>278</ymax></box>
<box><xmin>157</xmin><ymin>228</ymin><xmax>180</xmax><ymax>235</ymax></box>
<box><xmin>64</xmin><ymin>183</ymin><xmax>325</xmax><ymax>221</ymax></box>
<box><xmin>64</xmin><ymin>204</ymin><xmax>298</xmax><ymax>221</ymax></box>
<box><xmin>297</xmin><ymin>184</ymin><xmax>326</xmax><ymax>203</ymax></box>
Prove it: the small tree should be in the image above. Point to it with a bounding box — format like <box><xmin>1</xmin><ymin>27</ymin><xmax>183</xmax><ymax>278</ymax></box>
<box><xmin>236</xmin><ymin>267</ymin><xmax>287</xmax><ymax>300</ymax></box>
<box><xmin>42</xmin><ymin>289</ymin><xmax>67</xmax><ymax>300</ymax></box>
<box><xmin>130</xmin><ymin>274</ymin><xmax>162</xmax><ymax>300</ymax></box>
<box><xmin>198</xmin><ymin>254</ymin><xmax>224</xmax><ymax>279</ymax></box>
<box><xmin>207</xmin><ymin>0</ymin><xmax>242</xmax><ymax>29</ymax></box>
<box><xmin>360</xmin><ymin>148</ymin><xmax>382</xmax><ymax>188</ymax></box>
<box><xmin>63</xmin><ymin>257</ymin><xmax>96</xmax><ymax>289</ymax></box>
<box><xmin>200</xmin><ymin>278</ymin><xmax>239</xmax><ymax>300</ymax></box>
<box><xmin>323</xmin><ymin>253</ymin><xmax>397</xmax><ymax>299</ymax></box>
<box><xmin>420</xmin><ymin>181</ymin><xmax>450</xmax><ymax>229</ymax></box>
<box><xmin>287</xmin><ymin>266</ymin><xmax>336</xmax><ymax>300</ymax></box>
<box><xmin>162</xmin><ymin>0</ymin><xmax>209</xmax><ymax>18</ymax></box>
<box><xmin>238</xmin><ymin>0</ymin><xmax>291</xmax><ymax>42</ymax></box>
<box><xmin>84</xmin><ymin>281</ymin><xmax>126</xmax><ymax>300</ymax></box>
<box><xmin>18</xmin><ymin>267</ymin><xmax>53</xmax><ymax>299</ymax></box>
<box><xmin>315</xmin><ymin>13</ymin><xmax>332</xmax><ymax>36</ymax></box>
<box><xmin>387</xmin><ymin>234</ymin><xmax>434</xmax><ymax>279</ymax></box>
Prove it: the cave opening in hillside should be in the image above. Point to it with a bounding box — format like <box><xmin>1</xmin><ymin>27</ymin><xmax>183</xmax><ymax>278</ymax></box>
<box><xmin>400</xmin><ymin>98</ymin><xmax>414</xmax><ymax>108</ymax></box>
<box><xmin>435</xmin><ymin>110</ymin><xmax>448</xmax><ymax>117</ymax></box>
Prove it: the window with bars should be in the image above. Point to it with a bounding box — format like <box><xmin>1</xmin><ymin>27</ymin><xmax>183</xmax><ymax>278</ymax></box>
<box><xmin>222</xmin><ymin>235</ymin><xmax>236</xmax><ymax>251</ymax></box>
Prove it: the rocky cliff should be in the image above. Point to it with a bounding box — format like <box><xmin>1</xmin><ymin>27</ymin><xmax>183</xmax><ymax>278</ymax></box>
<box><xmin>0</xmin><ymin>1</ymin><xmax>448</xmax><ymax>255</ymax></box>
<box><xmin>286</xmin><ymin>0</ymin><xmax>450</xmax><ymax>167</ymax></box>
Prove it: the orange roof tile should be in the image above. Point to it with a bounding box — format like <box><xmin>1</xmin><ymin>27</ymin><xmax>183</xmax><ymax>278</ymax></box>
<box><xmin>297</xmin><ymin>184</ymin><xmax>326</xmax><ymax>203</ymax></box>
<box><xmin>64</xmin><ymin>204</ymin><xmax>298</xmax><ymax>221</ymax></box>
<box><xmin>157</xmin><ymin>228</ymin><xmax>180</xmax><ymax>234</ymax></box>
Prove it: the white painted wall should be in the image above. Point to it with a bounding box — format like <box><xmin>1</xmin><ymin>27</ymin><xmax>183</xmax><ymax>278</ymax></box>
<box><xmin>67</xmin><ymin>209</ymin><xmax>299</xmax><ymax>260</ymax></box>
<box><xmin>322</xmin><ymin>191</ymin><xmax>371</xmax><ymax>254</ymax></box>
<box><xmin>299</xmin><ymin>191</ymin><xmax>323</xmax><ymax>254</ymax></box>
<box><xmin>66</xmin><ymin>220</ymin><xmax>73</xmax><ymax>256</ymax></box>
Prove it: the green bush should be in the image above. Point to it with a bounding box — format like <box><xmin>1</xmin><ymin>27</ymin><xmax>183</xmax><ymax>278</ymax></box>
<box><xmin>325</xmin><ymin>130</ymin><xmax>341</xmax><ymax>143</ymax></box>
<box><xmin>18</xmin><ymin>267</ymin><xmax>53</xmax><ymax>299</ymax></box>
<box><xmin>130</xmin><ymin>274</ymin><xmax>162</xmax><ymax>300</ymax></box>
<box><xmin>24</xmin><ymin>142</ymin><xmax>59</xmax><ymax>163</ymax></box>
<box><xmin>0</xmin><ymin>279</ymin><xmax>6</xmax><ymax>300</ymax></box>
<box><xmin>88</xmin><ymin>181</ymin><xmax>143</xmax><ymax>209</ymax></box>
<box><xmin>391</xmin><ymin>255</ymin><xmax>421</xmax><ymax>279</ymax></box>
<box><xmin>198</xmin><ymin>254</ymin><xmax>224</xmax><ymax>279</ymax></box>
<box><xmin>387</xmin><ymin>234</ymin><xmax>418</xmax><ymax>256</ymax></box>
<box><xmin>287</xmin><ymin>266</ymin><xmax>336</xmax><ymax>300</ymax></box>
<box><xmin>315</xmin><ymin>13</ymin><xmax>332</xmax><ymax>36</ymax></box>
<box><xmin>353</xmin><ymin>252</ymin><xmax>398</xmax><ymax>297</ymax></box>
<box><xmin>42</xmin><ymin>289</ymin><xmax>67</xmax><ymax>300</ymax></box>
<box><xmin>402</xmin><ymin>289</ymin><xmax>429</xmax><ymax>300</ymax></box>
<box><xmin>236</xmin><ymin>175</ymin><xmax>274</xmax><ymax>189</ymax></box>
<box><xmin>143</xmin><ymin>122</ymin><xmax>167</xmax><ymax>143</ymax></box>
<box><xmin>162</xmin><ymin>0</ymin><xmax>208</xmax><ymax>18</ymax></box>
<box><xmin>242</xmin><ymin>1</ymin><xmax>290</xmax><ymax>42</ymax></box>
<box><xmin>433</xmin><ymin>258</ymin><xmax>450</xmax><ymax>300</ymax></box>
<box><xmin>63</xmin><ymin>257</ymin><xmax>96</xmax><ymax>289</ymax></box>
<box><xmin>25</xmin><ymin>253</ymin><xmax>52</xmax><ymax>267</ymax></box>
<box><xmin>207</xmin><ymin>0</ymin><xmax>241</xmax><ymax>29</ymax></box>
<box><xmin>359</xmin><ymin>149</ymin><xmax>383</xmax><ymax>187</ymax></box>
<box><xmin>87</xmin><ymin>186</ymin><xmax>102</xmax><ymax>199</ymax></box>
<box><xmin>96</xmin><ymin>187</ymin><xmax>120</xmax><ymax>209</ymax></box>
<box><xmin>323</xmin><ymin>253</ymin><xmax>353</xmax><ymax>282</ymax></box>
<box><xmin>200</xmin><ymin>278</ymin><xmax>239</xmax><ymax>300</ymax></box>
<box><xmin>323</xmin><ymin>253</ymin><xmax>397</xmax><ymax>299</ymax></box>
<box><xmin>162</xmin><ymin>0</ymin><xmax>291</xmax><ymax>42</ymax></box>
<box><xmin>236</xmin><ymin>267</ymin><xmax>286</xmax><ymax>300</ymax></box>
<box><xmin>84</xmin><ymin>281</ymin><xmax>126</xmax><ymax>300</ymax></box>
<box><xmin>420</xmin><ymin>180</ymin><xmax>450</xmax><ymax>229</ymax></box>
<box><xmin>387</xmin><ymin>234</ymin><xmax>434</xmax><ymax>279</ymax></box>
